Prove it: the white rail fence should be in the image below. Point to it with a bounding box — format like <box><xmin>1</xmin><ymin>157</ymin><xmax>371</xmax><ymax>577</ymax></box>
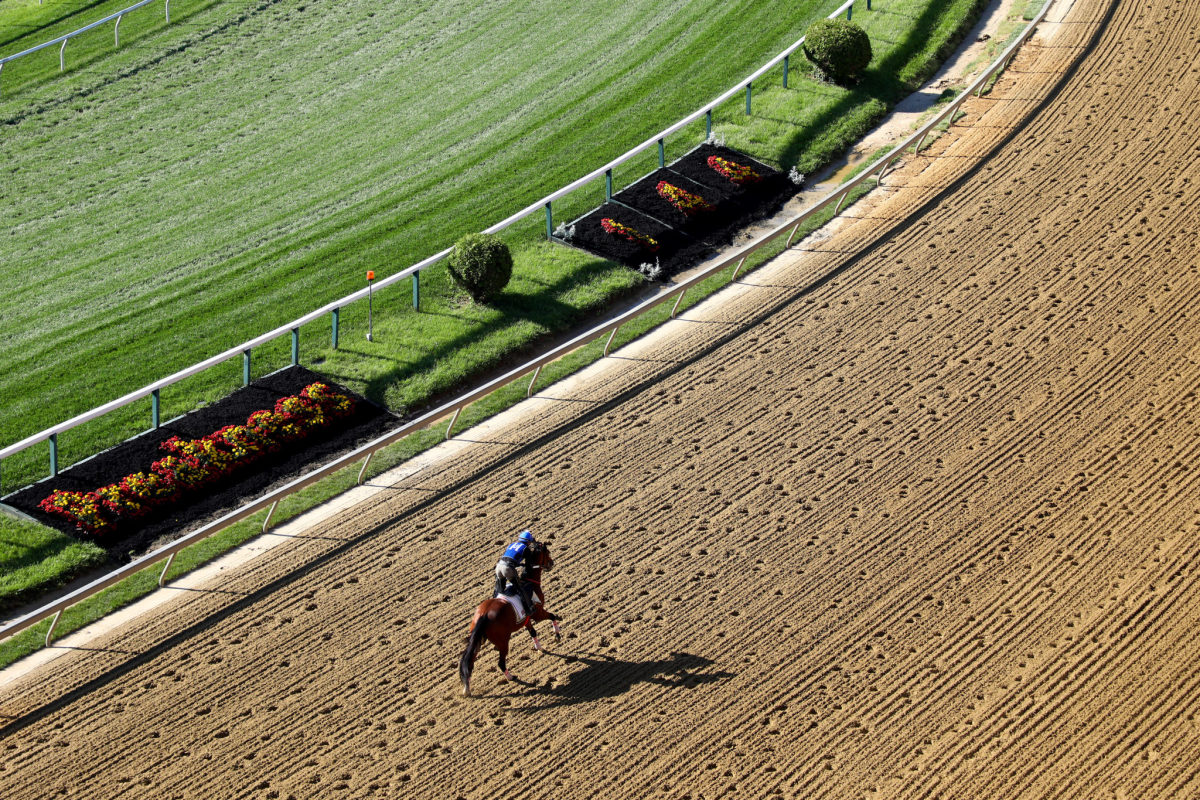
<box><xmin>0</xmin><ymin>0</ymin><xmax>1053</xmax><ymax>648</ymax></box>
<box><xmin>0</xmin><ymin>0</ymin><xmax>857</xmax><ymax>490</ymax></box>
<box><xmin>0</xmin><ymin>0</ymin><xmax>177</xmax><ymax>97</ymax></box>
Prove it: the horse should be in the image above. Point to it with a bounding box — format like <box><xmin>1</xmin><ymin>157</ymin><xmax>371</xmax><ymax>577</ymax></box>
<box><xmin>458</xmin><ymin>542</ymin><xmax>562</xmax><ymax>696</ymax></box>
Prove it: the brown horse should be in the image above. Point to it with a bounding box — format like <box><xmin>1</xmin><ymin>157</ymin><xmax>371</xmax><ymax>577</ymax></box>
<box><xmin>459</xmin><ymin>543</ymin><xmax>562</xmax><ymax>696</ymax></box>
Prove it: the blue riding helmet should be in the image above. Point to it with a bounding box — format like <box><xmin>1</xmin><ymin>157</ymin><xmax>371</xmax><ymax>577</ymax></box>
<box><xmin>518</xmin><ymin>530</ymin><xmax>535</xmax><ymax>544</ymax></box>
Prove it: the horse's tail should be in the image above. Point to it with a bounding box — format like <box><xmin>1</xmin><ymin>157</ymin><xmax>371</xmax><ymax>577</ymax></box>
<box><xmin>459</xmin><ymin>609</ymin><xmax>490</xmax><ymax>696</ymax></box>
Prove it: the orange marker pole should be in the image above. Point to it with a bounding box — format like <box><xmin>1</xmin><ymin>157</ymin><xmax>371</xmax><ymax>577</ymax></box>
<box><xmin>366</xmin><ymin>270</ymin><xmax>375</xmax><ymax>342</ymax></box>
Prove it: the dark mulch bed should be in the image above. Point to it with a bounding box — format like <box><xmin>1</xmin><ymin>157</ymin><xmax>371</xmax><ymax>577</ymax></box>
<box><xmin>560</xmin><ymin>144</ymin><xmax>797</xmax><ymax>279</ymax></box>
<box><xmin>7</xmin><ymin>366</ymin><xmax>397</xmax><ymax>562</ymax></box>
<box><xmin>566</xmin><ymin>202</ymin><xmax>714</xmax><ymax>278</ymax></box>
<box><xmin>612</xmin><ymin>166</ymin><xmax>746</xmax><ymax>243</ymax></box>
<box><xmin>668</xmin><ymin>143</ymin><xmax>795</xmax><ymax>218</ymax></box>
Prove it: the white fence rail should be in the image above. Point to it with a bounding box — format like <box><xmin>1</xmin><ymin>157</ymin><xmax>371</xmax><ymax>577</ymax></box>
<box><xmin>0</xmin><ymin>0</ymin><xmax>855</xmax><ymax>484</ymax></box>
<box><xmin>0</xmin><ymin>0</ymin><xmax>174</xmax><ymax>96</ymax></box>
<box><xmin>0</xmin><ymin>0</ymin><xmax>1054</xmax><ymax>648</ymax></box>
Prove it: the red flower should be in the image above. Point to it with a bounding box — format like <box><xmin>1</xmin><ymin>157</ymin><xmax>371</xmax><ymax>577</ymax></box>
<box><xmin>39</xmin><ymin>490</ymin><xmax>115</xmax><ymax>537</ymax></box>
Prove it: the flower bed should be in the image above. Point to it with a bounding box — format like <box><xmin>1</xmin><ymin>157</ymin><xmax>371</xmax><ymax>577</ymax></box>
<box><xmin>562</xmin><ymin>202</ymin><xmax>713</xmax><ymax>279</ymax></box>
<box><xmin>611</xmin><ymin>167</ymin><xmax>743</xmax><ymax>243</ymax></box>
<box><xmin>38</xmin><ymin>383</ymin><xmax>357</xmax><ymax>539</ymax></box>
<box><xmin>660</xmin><ymin>144</ymin><xmax>793</xmax><ymax>210</ymax></box>
<box><xmin>558</xmin><ymin>145</ymin><xmax>796</xmax><ymax>279</ymax></box>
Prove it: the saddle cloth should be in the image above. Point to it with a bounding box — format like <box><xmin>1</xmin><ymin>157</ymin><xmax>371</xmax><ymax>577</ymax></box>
<box><xmin>495</xmin><ymin>590</ymin><xmax>536</xmax><ymax>622</ymax></box>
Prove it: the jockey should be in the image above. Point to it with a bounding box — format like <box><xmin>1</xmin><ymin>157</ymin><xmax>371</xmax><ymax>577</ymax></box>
<box><xmin>494</xmin><ymin>529</ymin><xmax>538</xmax><ymax>619</ymax></box>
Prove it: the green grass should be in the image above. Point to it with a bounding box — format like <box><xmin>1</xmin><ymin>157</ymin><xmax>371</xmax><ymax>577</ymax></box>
<box><xmin>0</xmin><ymin>0</ymin><xmax>183</xmax><ymax>65</ymax></box>
<box><xmin>0</xmin><ymin>513</ymin><xmax>106</xmax><ymax>609</ymax></box>
<box><xmin>0</xmin><ymin>0</ymin><xmax>991</xmax><ymax>656</ymax></box>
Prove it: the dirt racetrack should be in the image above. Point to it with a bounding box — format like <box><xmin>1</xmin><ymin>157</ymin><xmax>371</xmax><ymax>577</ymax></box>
<box><xmin>4</xmin><ymin>0</ymin><xmax>1200</xmax><ymax>797</ymax></box>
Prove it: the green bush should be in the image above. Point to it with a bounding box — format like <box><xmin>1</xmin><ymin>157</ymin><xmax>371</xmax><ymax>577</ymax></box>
<box><xmin>447</xmin><ymin>233</ymin><xmax>513</xmax><ymax>303</ymax></box>
<box><xmin>802</xmin><ymin>18</ymin><xmax>872</xmax><ymax>84</ymax></box>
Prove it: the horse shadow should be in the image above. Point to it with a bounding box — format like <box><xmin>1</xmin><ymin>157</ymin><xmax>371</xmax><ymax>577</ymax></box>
<box><xmin>507</xmin><ymin>649</ymin><xmax>735</xmax><ymax>709</ymax></box>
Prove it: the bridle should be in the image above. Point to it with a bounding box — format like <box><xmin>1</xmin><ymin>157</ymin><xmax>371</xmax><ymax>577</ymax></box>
<box><xmin>523</xmin><ymin>544</ymin><xmax>553</xmax><ymax>586</ymax></box>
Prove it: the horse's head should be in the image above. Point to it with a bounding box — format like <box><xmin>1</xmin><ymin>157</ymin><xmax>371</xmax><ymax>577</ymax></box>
<box><xmin>532</xmin><ymin>542</ymin><xmax>554</xmax><ymax>572</ymax></box>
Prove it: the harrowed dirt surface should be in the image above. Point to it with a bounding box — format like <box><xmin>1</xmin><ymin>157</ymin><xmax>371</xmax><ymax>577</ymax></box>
<box><xmin>5</xmin><ymin>1</ymin><xmax>1200</xmax><ymax>797</ymax></box>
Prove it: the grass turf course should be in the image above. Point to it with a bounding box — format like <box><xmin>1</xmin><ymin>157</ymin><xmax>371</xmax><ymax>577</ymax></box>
<box><xmin>0</xmin><ymin>0</ymin><xmax>995</xmax><ymax>633</ymax></box>
<box><xmin>1</xmin><ymin>0</ymin><xmax>851</xmax><ymax>486</ymax></box>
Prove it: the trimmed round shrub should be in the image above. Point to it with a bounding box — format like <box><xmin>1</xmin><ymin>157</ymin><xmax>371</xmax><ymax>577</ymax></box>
<box><xmin>447</xmin><ymin>233</ymin><xmax>513</xmax><ymax>303</ymax></box>
<box><xmin>802</xmin><ymin>18</ymin><xmax>872</xmax><ymax>85</ymax></box>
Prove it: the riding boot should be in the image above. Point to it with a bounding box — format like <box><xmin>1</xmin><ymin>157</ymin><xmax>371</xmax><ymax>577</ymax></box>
<box><xmin>493</xmin><ymin>576</ymin><xmax>505</xmax><ymax>598</ymax></box>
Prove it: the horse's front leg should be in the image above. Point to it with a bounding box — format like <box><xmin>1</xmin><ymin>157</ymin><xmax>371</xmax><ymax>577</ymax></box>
<box><xmin>529</xmin><ymin>606</ymin><xmax>562</xmax><ymax>644</ymax></box>
<box><xmin>524</xmin><ymin>619</ymin><xmax>542</xmax><ymax>651</ymax></box>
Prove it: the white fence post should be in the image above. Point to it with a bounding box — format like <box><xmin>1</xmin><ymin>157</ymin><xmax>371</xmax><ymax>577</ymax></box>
<box><xmin>670</xmin><ymin>289</ymin><xmax>687</xmax><ymax>318</ymax></box>
<box><xmin>262</xmin><ymin>500</ymin><xmax>279</xmax><ymax>533</ymax></box>
<box><xmin>158</xmin><ymin>552</ymin><xmax>176</xmax><ymax>587</ymax></box>
<box><xmin>731</xmin><ymin>256</ymin><xmax>748</xmax><ymax>282</ymax></box>
<box><xmin>527</xmin><ymin>365</ymin><xmax>542</xmax><ymax>398</ymax></box>
<box><xmin>59</xmin><ymin>38</ymin><xmax>67</xmax><ymax>71</ymax></box>
<box><xmin>603</xmin><ymin>326</ymin><xmax>620</xmax><ymax>357</ymax></box>
<box><xmin>45</xmin><ymin>611</ymin><xmax>62</xmax><ymax>645</ymax></box>
<box><xmin>356</xmin><ymin>452</ymin><xmax>373</xmax><ymax>485</ymax></box>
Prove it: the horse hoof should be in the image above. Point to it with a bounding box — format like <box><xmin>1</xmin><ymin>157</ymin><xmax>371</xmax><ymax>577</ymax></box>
<box><xmin>533</xmin><ymin>638</ymin><xmax>542</xmax><ymax>652</ymax></box>
<box><xmin>503</xmin><ymin>670</ymin><xmax>512</xmax><ymax>681</ymax></box>
<box><xmin>462</xmin><ymin>685</ymin><xmax>471</xmax><ymax>697</ymax></box>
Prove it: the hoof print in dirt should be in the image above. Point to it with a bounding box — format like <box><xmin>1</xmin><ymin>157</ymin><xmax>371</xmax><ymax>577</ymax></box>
<box><xmin>559</xmin><ymin>144</ymin><xmax>796</xmax><ymax>280</ymax></box>
<box><xmin>7</xmin><ymin>366</ymin><xmax>396</xmax><ymax>562</ymax></box>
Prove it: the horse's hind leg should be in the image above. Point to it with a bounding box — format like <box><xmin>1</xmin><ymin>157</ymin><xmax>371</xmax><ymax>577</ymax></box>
<box><xmin>497</xmin><ymin>641</ymin><xmax>511</xmax><ymax>681</ymax></box>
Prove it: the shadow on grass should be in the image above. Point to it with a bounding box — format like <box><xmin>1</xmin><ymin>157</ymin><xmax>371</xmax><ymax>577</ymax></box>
<box><xmin>773</xmin><ymin>0</ymin><xmax>988</xmax><ymax>172</ymax></box>
<box><xmin>0</xmin><ymin>531</ymin><xmax>109</xmax><ymax>613</ymax></box>
<box><xmin>336</xmin><ymin>253</ymin><xmax>635</xmax><ymax>412</ymax></box>
<box><xmin>0</xmin><ymin>0</ymin><xmax>112</xmax><ymax>51</ymax></box>
<box><xmin>1</xmin><ymin>0</ymin><xmax>262</xmax><ymax>115</ymax></box>
<box><xmin>0</xmin><ymin>533</ymin><xmax>90</xmax><ymax>575</ymax></box>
